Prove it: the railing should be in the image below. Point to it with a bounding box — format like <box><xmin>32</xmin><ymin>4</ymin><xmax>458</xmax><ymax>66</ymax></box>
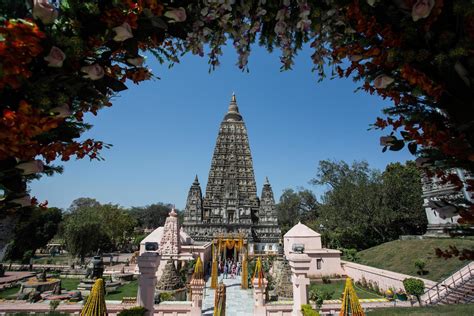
<box><xmin>422</xmin><ymin>261</ymin><xmax>474</xmax><ymax>305</ymax></box>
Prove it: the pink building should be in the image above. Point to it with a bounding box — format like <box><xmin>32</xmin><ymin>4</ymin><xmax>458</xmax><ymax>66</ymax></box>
<box><xmin>284</xmin><ymin>222</ymin><xmax>344</xmax><ymax>278</ymax></box>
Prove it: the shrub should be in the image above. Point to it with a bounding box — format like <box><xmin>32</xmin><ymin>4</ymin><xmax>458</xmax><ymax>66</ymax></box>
<box><xmin>159</xmin><ymin>292</ymin><xmax>174</xmax><ymax>302</ymax></box>
<box><xmin>49</xmin><ymin>300</ymin><xmax>60</xmax><ymax>311</ymax></box>
<box><xmin>117</xmin><ymin>306</ymin><xmax>147</xmax><ymax>316</ymax></box>
<box><xmin>301</xmin><ymin>304</ymin><xmax>320</xmax><ymax>316</ymax></box>
<box><xmin>341</xmin><ymin>248</ymin><xmax>360</xmax><ymax>262</ymax></box>
<box><xmin>403</xmin><ymin>278</ymin><xmax>425</xmax><ymax>306</ymax></box>
<box><xmin>321</xmin><ymin>275</ymin><xmax>331</xmax><ymax>284</ymax></box>
<box><xmin>373</xmin><ymin>282</ymin><xmax>380</xmax><ymax>295</ymax></box>
<box><xmin>414</xmin><ymin>259</ymin><xmax>426</xmax><ymax>275</ymax></box>
<box><xmin>360</xmin><ymin>276</ymin><xmax>367</xmax><ymax>289</ymax></box>
<box><xmin>368</xmin><ymin>281</ymin><xmax>374</xmax><ymax>291</ymax></box>
<box><xmin>309</xmin><ymin>288</ymin><xmax>334</xmax><ymax>309</ymax></box>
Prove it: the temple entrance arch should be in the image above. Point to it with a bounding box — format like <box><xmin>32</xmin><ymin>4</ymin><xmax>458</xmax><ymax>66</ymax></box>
<box><xmin>213</xmin><ymin>234</ymin><xmax>247</xmax><ymax>263</ymax></box>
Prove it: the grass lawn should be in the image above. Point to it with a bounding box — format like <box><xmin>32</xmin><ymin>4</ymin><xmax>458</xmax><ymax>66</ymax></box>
<box><xmin>32</xmin><ymin>254</ymin><xmax>72</xmax><ymax>265</ymax></box>
<box><xmin>309</xmin><ymin>281</ymin><xmax>382</xmax><ymax>300</ymax></box>
<box><xmin>60</xmin><ymin>278</ymin><xmax>81</xmax><ymax>291</ymax></box>
<box><xmin>358</xmin><ymin>238</ymin><xmax>474</xmax><ymax>282</ymax></box>
<box><xmin>367</xmin><ymin>304</ymin><xmax>474</xmax><ymax>315</ymax></box>
<box><xmin>105</xmin><ymin>280</ymin><xmax>138</xmax><ymax>300</ymax></box>
<box><xmin>0</xmin><ymin>285</ymin><xmax>20</xmax><ymax>299</ymax></box>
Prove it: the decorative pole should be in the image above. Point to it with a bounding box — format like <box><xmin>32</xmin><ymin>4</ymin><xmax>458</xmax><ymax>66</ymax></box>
<box><xmin>241</xmin><ymin>251</ymin><xmax>248</xmax><ymax>289</ymax></box>
<box><xmin>80</xmin><ymin>278</ymin><xmax>106</xmax><ymax>316</ymax></box>
<box><xmin>340</xmin><ymin>278</ymin><xmax>365</xmax><ymax>316</ymax></box>
<box><xmin>211</xmin><ymin>241</ymin><xmax>218</xmax><ymax>289</ymax></box>
<box><xmin>214</xmin><ymin>281</ymin><xmax>227</xmax><ymax>316</ymax></box>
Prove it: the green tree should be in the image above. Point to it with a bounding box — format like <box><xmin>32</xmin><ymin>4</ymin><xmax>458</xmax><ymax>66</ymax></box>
<box><xmin>129</xmin><ymin>203</ymin><xmax>173</xmax><ymax>229</ymax></box>
<box><xmin>403</xmin><ymin>278</ymin><xmax>425</xmax><ymax>306</ymax></box>
<box><xmin>5</xmin><ymin>207</ymin><xmax>62</xmax><ymax>263</ymax></box>
<box><xmin>277</xmin><ymin>188</ymin><xmax>319</xmax><ymax>234</ymax></box>
<box><xmin>309</xmin><ymin>160</ymin><xmax>426</xmax><ymax>250</ymax></box>
<box><xmin>62</xmin><ymin>201</ymin><xmax>136</xmax><ymax>262</ymax></box>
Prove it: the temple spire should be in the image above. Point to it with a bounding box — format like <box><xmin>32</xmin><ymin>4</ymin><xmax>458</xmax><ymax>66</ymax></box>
<box><xmin>194</xmin><ymin>174</ymin><xmax>199</xmax><ymax>185</ymax></box>
<box><xmin>225</xmin><ymin>92</ymin><xmax>242</xmax><ymax>121</ymax></box>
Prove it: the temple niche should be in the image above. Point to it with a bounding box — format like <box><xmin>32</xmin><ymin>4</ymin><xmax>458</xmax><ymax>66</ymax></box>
<box><xmin>182</xmin><ymin>94</ymin><xmax>281</xmax><ymax>255</ymax></box>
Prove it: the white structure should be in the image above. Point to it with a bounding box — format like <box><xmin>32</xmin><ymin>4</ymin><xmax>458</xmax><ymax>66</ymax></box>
<box><xmin>138</xmin><ymin>209</ymin><xmax>212</xmax><ymax>281</ymax></box>
<box><xmin>284</xmin><ymin>222</ymin><xmax>343</xmax><ymax>278</ymax></box>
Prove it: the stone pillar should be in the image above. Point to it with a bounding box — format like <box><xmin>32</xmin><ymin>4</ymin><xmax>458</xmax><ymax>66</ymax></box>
<box><xmin>253</xmin><ymin>278</ymin><xmax>268</xmax><ymax>316</ymax></box>
<box><xmin>137</xmin><ymin>252</ymin><xmax>161</xmax><ymax>316</ymax></box>
<box><xmin>287</xmin><ymin>253</ymin><xmax>311</xmax><ymax>316</ymax></box>
<box><xmin>189</xmin><ymin>279</ymin><xmax>206</xmax><ymax>315</ymax></box>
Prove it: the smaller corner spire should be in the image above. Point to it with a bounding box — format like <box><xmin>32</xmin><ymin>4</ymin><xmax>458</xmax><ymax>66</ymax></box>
<box><xmin>193</xmin><ymin>174</ymin><xmax>199</xmax><ymax>185</ymax></box>
<box><xmin>170</xmin><ymin>204</ymin><xmax>177</xmax><ymax>217</ymax></box>
<box><xmin>231</xmin><ymin>92</ymin><xmax>237</xmax><ymax>103</ymax></box>
<box><xmin>265</xmin><ymin>177</ymin><xmax>270</xmax><ymax>185</ymax></box>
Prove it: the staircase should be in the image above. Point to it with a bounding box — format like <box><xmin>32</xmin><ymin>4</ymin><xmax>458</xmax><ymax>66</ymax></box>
<box><xmin>422</xmin><ymin>261</ymin><xmax>474</xmax><ymax>305</ymax></box>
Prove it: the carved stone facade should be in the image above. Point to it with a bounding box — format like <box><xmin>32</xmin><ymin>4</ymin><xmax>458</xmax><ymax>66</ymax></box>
<box><xmin>159</xmin><ymin>208</ymin><xmax>180</xmax><ymax>255</ymax></box>
<box><xmin>422</xmin><ymin>168</ymin><xmax>474</xmax><ymax>236</ymax></box>
<box><xmin>182</xmin><ymin>94</ymin><xmax>281</xmax><ymax>253</ymax></box>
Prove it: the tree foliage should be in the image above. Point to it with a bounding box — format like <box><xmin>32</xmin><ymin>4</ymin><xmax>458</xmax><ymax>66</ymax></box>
<box><xmin>5</xmin><ymin>206</ymin><xmax>62</xmax><ymax>262</ymax></box>
<box><xmin>62</xmin><ymin>199</ymin><xmax>136</xmax><ymax>261</ymax></box>
<box><xmin>277</xmin><ymin>188</ymin><xmax>319</xmax><ymax>235</ymax></box>
<box><xmin>129</xmin><ymin>203</ymin><xmax>173</xmax><ymax>229</ymax></box>
<box><xmin>303</xmin><ymin>160</ymin><xmax>426</xmax><ymax>250</ymax></box>
<box><xmin>403</xmin><ymin>277</ymin><xmax>425</xmax><ymax>306</ymax></box>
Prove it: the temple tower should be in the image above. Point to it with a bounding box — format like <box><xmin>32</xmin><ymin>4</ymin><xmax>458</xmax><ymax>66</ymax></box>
<box><xmin>182</xmin><ymin>94</ymin><xmax>281</xmax><ymax>254</ymax></box>
<box><xmin>183</xmin><ymin>175</ymin><xmax>203</xmax><ymax>224</ymax></box>
<box><xmin>159</xmin><ymin>208</ymin><xmax>180</xmax><ymax>255</ymax></box>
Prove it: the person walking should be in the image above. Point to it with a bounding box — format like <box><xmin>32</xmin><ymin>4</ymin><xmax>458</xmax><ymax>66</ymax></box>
<box><xmin>223</xmin><ymin>263</ymin><xmax>228</xmax><ymax>279</ymax></box>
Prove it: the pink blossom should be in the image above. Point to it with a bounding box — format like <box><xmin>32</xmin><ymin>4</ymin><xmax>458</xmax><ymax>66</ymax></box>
<box><xmin>374</xmin><ymin>75</ymin><xmax>394</xmax><ymax>89</ymax></box>
<box><xmin>16</xmin><ymin>160</ymin><xmax>44</xmax><ymax>175</ymax></box>
<box><xmin>112</xmin><ymin>22</ymin><xmax>133</xmax><ymax>42</ymax></box>
<box><xmin>81</xmin><ymin>64</ymin><xmax>105</xmax><ymax>80</ymax></box>
<box><xmin>164</xmin><ymin>7</ymin><xmax>187</xmax><ymax>22</ymax></box>
<box><xmin>44</xmin><ymin>46</ymin><xmax>66</xmax><ymax>67</ymax></box>
<box><xmin>50</xmin><ymin>104</ymin><xmax>72</xmax><ymax>118</ymax></box>
<box><xmin>412</xmin><ymin>0</ymin><xmax>435</xmax><ymax>22</ymax></box>
<box><xmin>10</xmin><ymin>195</ymin><xmax>32</xmax><ymax>207</ymax></box>
<box><xmin>32</xmin><ymin>0</ymin><xmax>58</xmax><ymax>25</ymax></box>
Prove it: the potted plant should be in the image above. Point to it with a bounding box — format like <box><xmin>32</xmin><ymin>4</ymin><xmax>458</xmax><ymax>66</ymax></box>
<box><xmin>396</xmin><ymin>288</ymin><xmax>407</xmax><ymax>301</ymax></box>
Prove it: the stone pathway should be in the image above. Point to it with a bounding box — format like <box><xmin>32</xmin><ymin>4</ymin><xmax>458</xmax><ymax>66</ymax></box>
<box><xmin>202</xmin><ymin>276</ymin><xmax>254</xmax><ymax>316</ymax></box>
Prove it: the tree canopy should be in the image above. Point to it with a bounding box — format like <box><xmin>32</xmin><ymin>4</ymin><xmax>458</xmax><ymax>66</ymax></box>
<box><xmin>283</xmin><ymin>160</ymin><xmax>427</xmax><ymax>250</ymax></box>
<box><xmin>5</xmin><ymin>206</ymin><xmax>62</xmax><ymax>262</ymax></box>
<box><xmin>62</xmin><ymin>198</ymin><xmax>136</xmax><ymax>261</ymax></box>
<box><xmin>128</xmin><ymin>202</ymin><xmax>174</xmax><ymax>229</ymax></box>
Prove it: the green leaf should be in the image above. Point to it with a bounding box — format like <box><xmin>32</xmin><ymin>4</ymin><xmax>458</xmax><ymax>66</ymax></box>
<box><xmin>408</xmin><ymin>142</ymin><xmax>417</xmax><ymax>155</ymax></box>
<box><xmin>105</xmin><ymin>77</ymin><xmax>128</xmax><ymax>92</ymax></box>
<box><xmin>389</xmin><ymin>140</ymin><xmax>405</xmax><ymax>151</ymax></box>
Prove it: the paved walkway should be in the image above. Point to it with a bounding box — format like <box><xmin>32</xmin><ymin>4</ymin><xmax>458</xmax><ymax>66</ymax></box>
<box><xmin>202</xmin><ymin>276</ymin><xmax>254</xmax><ymax>316</ymax></box>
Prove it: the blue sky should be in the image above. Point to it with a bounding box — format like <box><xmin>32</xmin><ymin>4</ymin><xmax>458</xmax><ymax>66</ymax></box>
<box><xmin>30</xmin><ymin>43</ymin><xmax>412</xmax><ymax>210</ymax></box>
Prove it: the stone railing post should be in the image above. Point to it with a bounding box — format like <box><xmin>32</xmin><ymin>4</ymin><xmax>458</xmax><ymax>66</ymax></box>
<box><xmin>137</xmin><ymin>252</ymin><xmax>161</xmax><ymax>316</ymax></box>
<box><xmin>189</xmin><ymin>278</ymin><xmax>205</xmax><ymax>316</ymax></box>
<box><xmin>253</xmin><ymin>277</ymin><xmax>268</xmax><ymax>315</ymax></box>
<box><xmin>287</xmin><ymin>253</ymin><xmax>311</xmax><ymax>316</ymax></box>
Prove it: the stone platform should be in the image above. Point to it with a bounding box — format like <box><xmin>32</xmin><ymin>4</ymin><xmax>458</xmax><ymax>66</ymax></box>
<box><xmin>0</xmin><ymin>272</ymin><xmax>35</xmax><ymax>289</ymax></box>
